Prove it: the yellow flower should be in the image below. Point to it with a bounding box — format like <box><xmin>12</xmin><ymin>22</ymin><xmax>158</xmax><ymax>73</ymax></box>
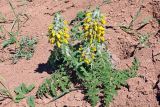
<box><xmin>79</xmin><ymin>47</ymin><xmax>83</xmax><ymax>51</ymax></box>
<box><xmin>56</xmin><ymin>34</ymin><xmax>61</xmax><ymax>39</ymax></box>
<box><xmin>94</xmin><ymin>25</ymin><xmax>98</xmax><ymax>31</ymax></box>
<box><xmin>86</xmin><ymin>12</ymin><xmax>92</xmax><ymax>17</ymax></box>
<box><xmin>85</xmin><ymin>18</ymin><xmax>91</xmax><ymax>23</ymax></box>
<box><xmin>91</xmin><ymin>46</ymin><xmax>96</xmax><ymax>52</ymax></box>
<box><xmin>59</xmin><ymin>30</ymin><xmax>63</xmax><ymax>35</ymax></box>
<box><xmin>64</xmin><ymin>33</ymin><xmax>70</xmax><ymax>38</ymax></box>
<box><xmin>101</xmin><ymin>19</ymin><xmax>106</xmax><ymax>24</ymax></box>
<box><xmin>79</xmin><ymin>45</ymin><xmax>83</xmax><ymax>51</ymax></box>
<box><xmin>57</xmin><ymin>41</ymin><xmax>61</xmax><ymax>48</ymax></box>
<box><xmin>48</xmin><ymin>24</ymin><xmax>53</xmax><ymax>30</ymax></box>
<box><xmin>89</xmin><ymin>31</ymin><xmax>92</xmax><ymax>36</ymax></box>
<box><xmin>64</xmin><ymin>27</ymin><xmax>69</xmax><ymax>31</ymax></box>
<box><xmin>52</xmin><ymin>30</ymin><xmax>55</xmax><ymax>36</ymax></box>
<box><xmin>96</xmin><ymin>30</ymin><xmax>101</xmax><ymax>35</ymax></box>
<box><xmin>100</xmin><ymin>37</ymin><xmax>105</xmax><ymax>42</ymax></box>
<box><xmin>98</xmin><ymin>26</ymin><xmax>105</xmax><ymax>31</ymax></box>
<box><xmin>64</xmin><ymin>20</ymin><xmax>68</xmax><ymax>25</ymax></box>
<box><xmin>84</xmin><ymin>24</ymin><xmax>89</xmax><ymax>30</ymax></box>
<box><xmin>101</xmin><ymin>31</ymin><xmax>105</xmax><ymax>35</ymax></box>
<box><xmin>91</xmin><ymin>53</ymin><xmax>95</xmax><ymax>59</ymax></box>
<box><xmin>85</xmin><ymin>31</ymin><xmax>89</xmax><ymax>36</ymax></box>
<box><xmin>93</xmin><ymin>21</ymin><xmax>97</xmax><ymax>26</ymax></box>
<box><xmin>101</xmin><ymin>15</ymin><xmax>105</xmax><ymax>20</ymax></box>
<box><xmin>90</xmin><ymin>38</ymin><xmax>93</xmax><ymax>44</ymax></box>
<box><xmin>98</xmin><ymin>37</ymin><xmax>101</xmax><ymax>42</ymax></box>
<box><xmin>84</xmin><ymin>59</ymin><xmax>90</xmax><ymax>64</ymax></box>
<box><xmin>102</xmin><ymin>27</ymin><xmax>105</xmax><ymax>31</ymax></box>
<box><xmin>63</xmin><ymin>39</ymin><xmax>68</xmax><ymax>44</ymax></box>
<box><xmin>82</xmin><ymin>52</ymin><xmax>85</xmax><ymax>57</ymax></box>
<box><xmin>97</xmin><ymin>33</ymin><xmax>101</xmax><ymax>38</ymax></box>
<box><xmin>50</xmin><ymin>38</ymin><xmax>55</xmax><ymax>44</ymax></box>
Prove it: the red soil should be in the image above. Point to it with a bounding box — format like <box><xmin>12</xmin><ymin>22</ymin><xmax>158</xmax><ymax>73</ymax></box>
<box><xmin>0</xmin><ymin>0</ymin><xmax>160</xmax><ymax>107</ymax></box>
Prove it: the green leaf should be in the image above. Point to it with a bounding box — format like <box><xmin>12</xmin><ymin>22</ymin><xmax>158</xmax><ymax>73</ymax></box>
<box><xmin>13</xmin><ymin>36</ymin><xmax>37</xmax><ymax>63</ymax></box>
<box><xmin>14</xmin><ymin>84</ymin><xmax>23</xmax><ymax>94</ymax></box>
<box><xmin>27</xmin><ymin>84</ymin><xmax>35</xmax><ymax>92</ymax></box>
<box><xmin>139</xmin><ymin>34</ymin><xmax>149</xmax><ymax>47</ymax></box>
<box><xmin>2</xmin><ymin>40</ymin><xmax>12</xmax><ymax>48</ymax></box>
<box><xmin>14</xmin><ymin>83</ymin><xmax>35</xmax><ymax>95</ymax></box>
<box><xmin>76</xmin><ymin>11</ymin><xmax>85</xmax><ymax>21</ymax></box>
<box><xmin>21</xmin><ymin>83</ymin><xmax>29</xmax><ymax>94</ymax></box>
<box><xmin>2</xmin><ymin>33</ymin><xmax>16</xmax><ymax>48</ymax></box>
<box><xmin>27</xmin><ymin>96</ymin><xmax>35</xmax><ymax>107</ymax></box>
<box><xmin>14</xmin><ymin>93</ymin><xmax>25</xmax><ymax>103</ymax></box>
<box><xmin>51</xmin><ymin>84</ymin><xmax>56</xmax><ymax>96</ymax></box>
<box><xmin>130</xmin><ymin>58</ymin><xmax>140</xmax><ymax>72</ymax></box>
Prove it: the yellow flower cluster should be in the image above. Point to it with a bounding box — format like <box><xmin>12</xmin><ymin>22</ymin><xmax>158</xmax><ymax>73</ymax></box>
<box><xmin>79</xmin><ymin>44</ymin><xmax>97</xmax><ymax>65</ymax></box>
<box><xmin>48</xmin><ymin>16</ymin><xmax>70</xmax><ymax>48</ymax></box>
<box><xmin>79</xmin><ymin>9</ymin><xmax>106</xmax><ymax>64</ymax></box>
<box><xmin>83</xmin><ymin>11</ymin><xmax>106</xmax><ymax>43</ymax></box>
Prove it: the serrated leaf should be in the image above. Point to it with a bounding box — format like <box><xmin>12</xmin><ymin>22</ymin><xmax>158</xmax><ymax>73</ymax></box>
<box><xmin>76</xmin><ymin>11</ymin><xmax>85</xmax><ymax>21</ymax></box>
<box><xmin>21</xmin><ymin>83</ymin><xmax>29</xmax><ymax>94</ymax></box>
<box><xmin>15</xmin><ymin>83</ymin><xmax>35</xmax><ymax>95</ymax></box>
<box><xmin>27</xmin><ymin>84</ymin><xmax>35</xmax><ymax>92</ymax></box>
<box><xmin>14</xmin><ymin>85</ymin><xmax>22</xmax><ymax>94</ymax></box>
<box><xmin>14</xmin><ymin>93</ymin><xmax>25</xmax><ymax>103</ymax></box>
<box><xmin>51</xmin><ymin>84</ymin><xmax>56</xmax><ymax>96</ymax></box>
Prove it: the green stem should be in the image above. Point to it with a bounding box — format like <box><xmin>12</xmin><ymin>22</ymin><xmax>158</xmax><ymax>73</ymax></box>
<box><xmin>0</xmin><ymin>81</ymin><xmax>14</xmax><ymax>100</ymax></box>
<box><xmin>128</xmin><ymin>0</ymin><xmax>144</xmax><ymax>28</ymax></box>
<box><xmin>7</xmin><ymin>0</ymin><xmax>20</xmax><ymax>32</ymax></box>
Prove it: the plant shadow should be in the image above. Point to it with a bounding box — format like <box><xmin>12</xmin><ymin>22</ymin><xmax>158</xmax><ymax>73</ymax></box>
<box><xmin>35</xmin><ymin>47</ymin><xmax>62</xmax><ymax>74</ymax></box>
<box><xmin>34</xmin><ymin>63</ymin><xmax>53</xmax><ymax>74</ymax></box>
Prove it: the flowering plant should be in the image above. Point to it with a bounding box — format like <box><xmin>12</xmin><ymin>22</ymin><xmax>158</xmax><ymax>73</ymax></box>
<box><xmin>37</xmin><ymin>8</ymin><xmax>139</xmax><ymax>107</ymax></box>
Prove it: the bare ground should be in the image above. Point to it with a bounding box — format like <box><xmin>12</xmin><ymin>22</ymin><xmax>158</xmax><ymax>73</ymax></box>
<box><xmin>0</xmin><ymin>0</ymin><xmax>160</xmax><ymax>107</ymax></box>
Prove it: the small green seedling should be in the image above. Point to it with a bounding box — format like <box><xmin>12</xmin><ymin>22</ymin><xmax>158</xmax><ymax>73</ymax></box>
<box><xmin>14</xmin><ymin>83</ymin><xmax>35</xmax><ymax>103</ymax></box>
<box><xmin>13</xmin><ymin>36</ymin><xmax>37</xmax><ymax>63</ymax></box>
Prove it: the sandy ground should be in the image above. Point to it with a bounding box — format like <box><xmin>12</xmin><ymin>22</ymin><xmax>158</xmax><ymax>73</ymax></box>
<box><xmin>0</xmin><ymin>0</ymin><xmax>160</xmax><ymax>107</ymax></box>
